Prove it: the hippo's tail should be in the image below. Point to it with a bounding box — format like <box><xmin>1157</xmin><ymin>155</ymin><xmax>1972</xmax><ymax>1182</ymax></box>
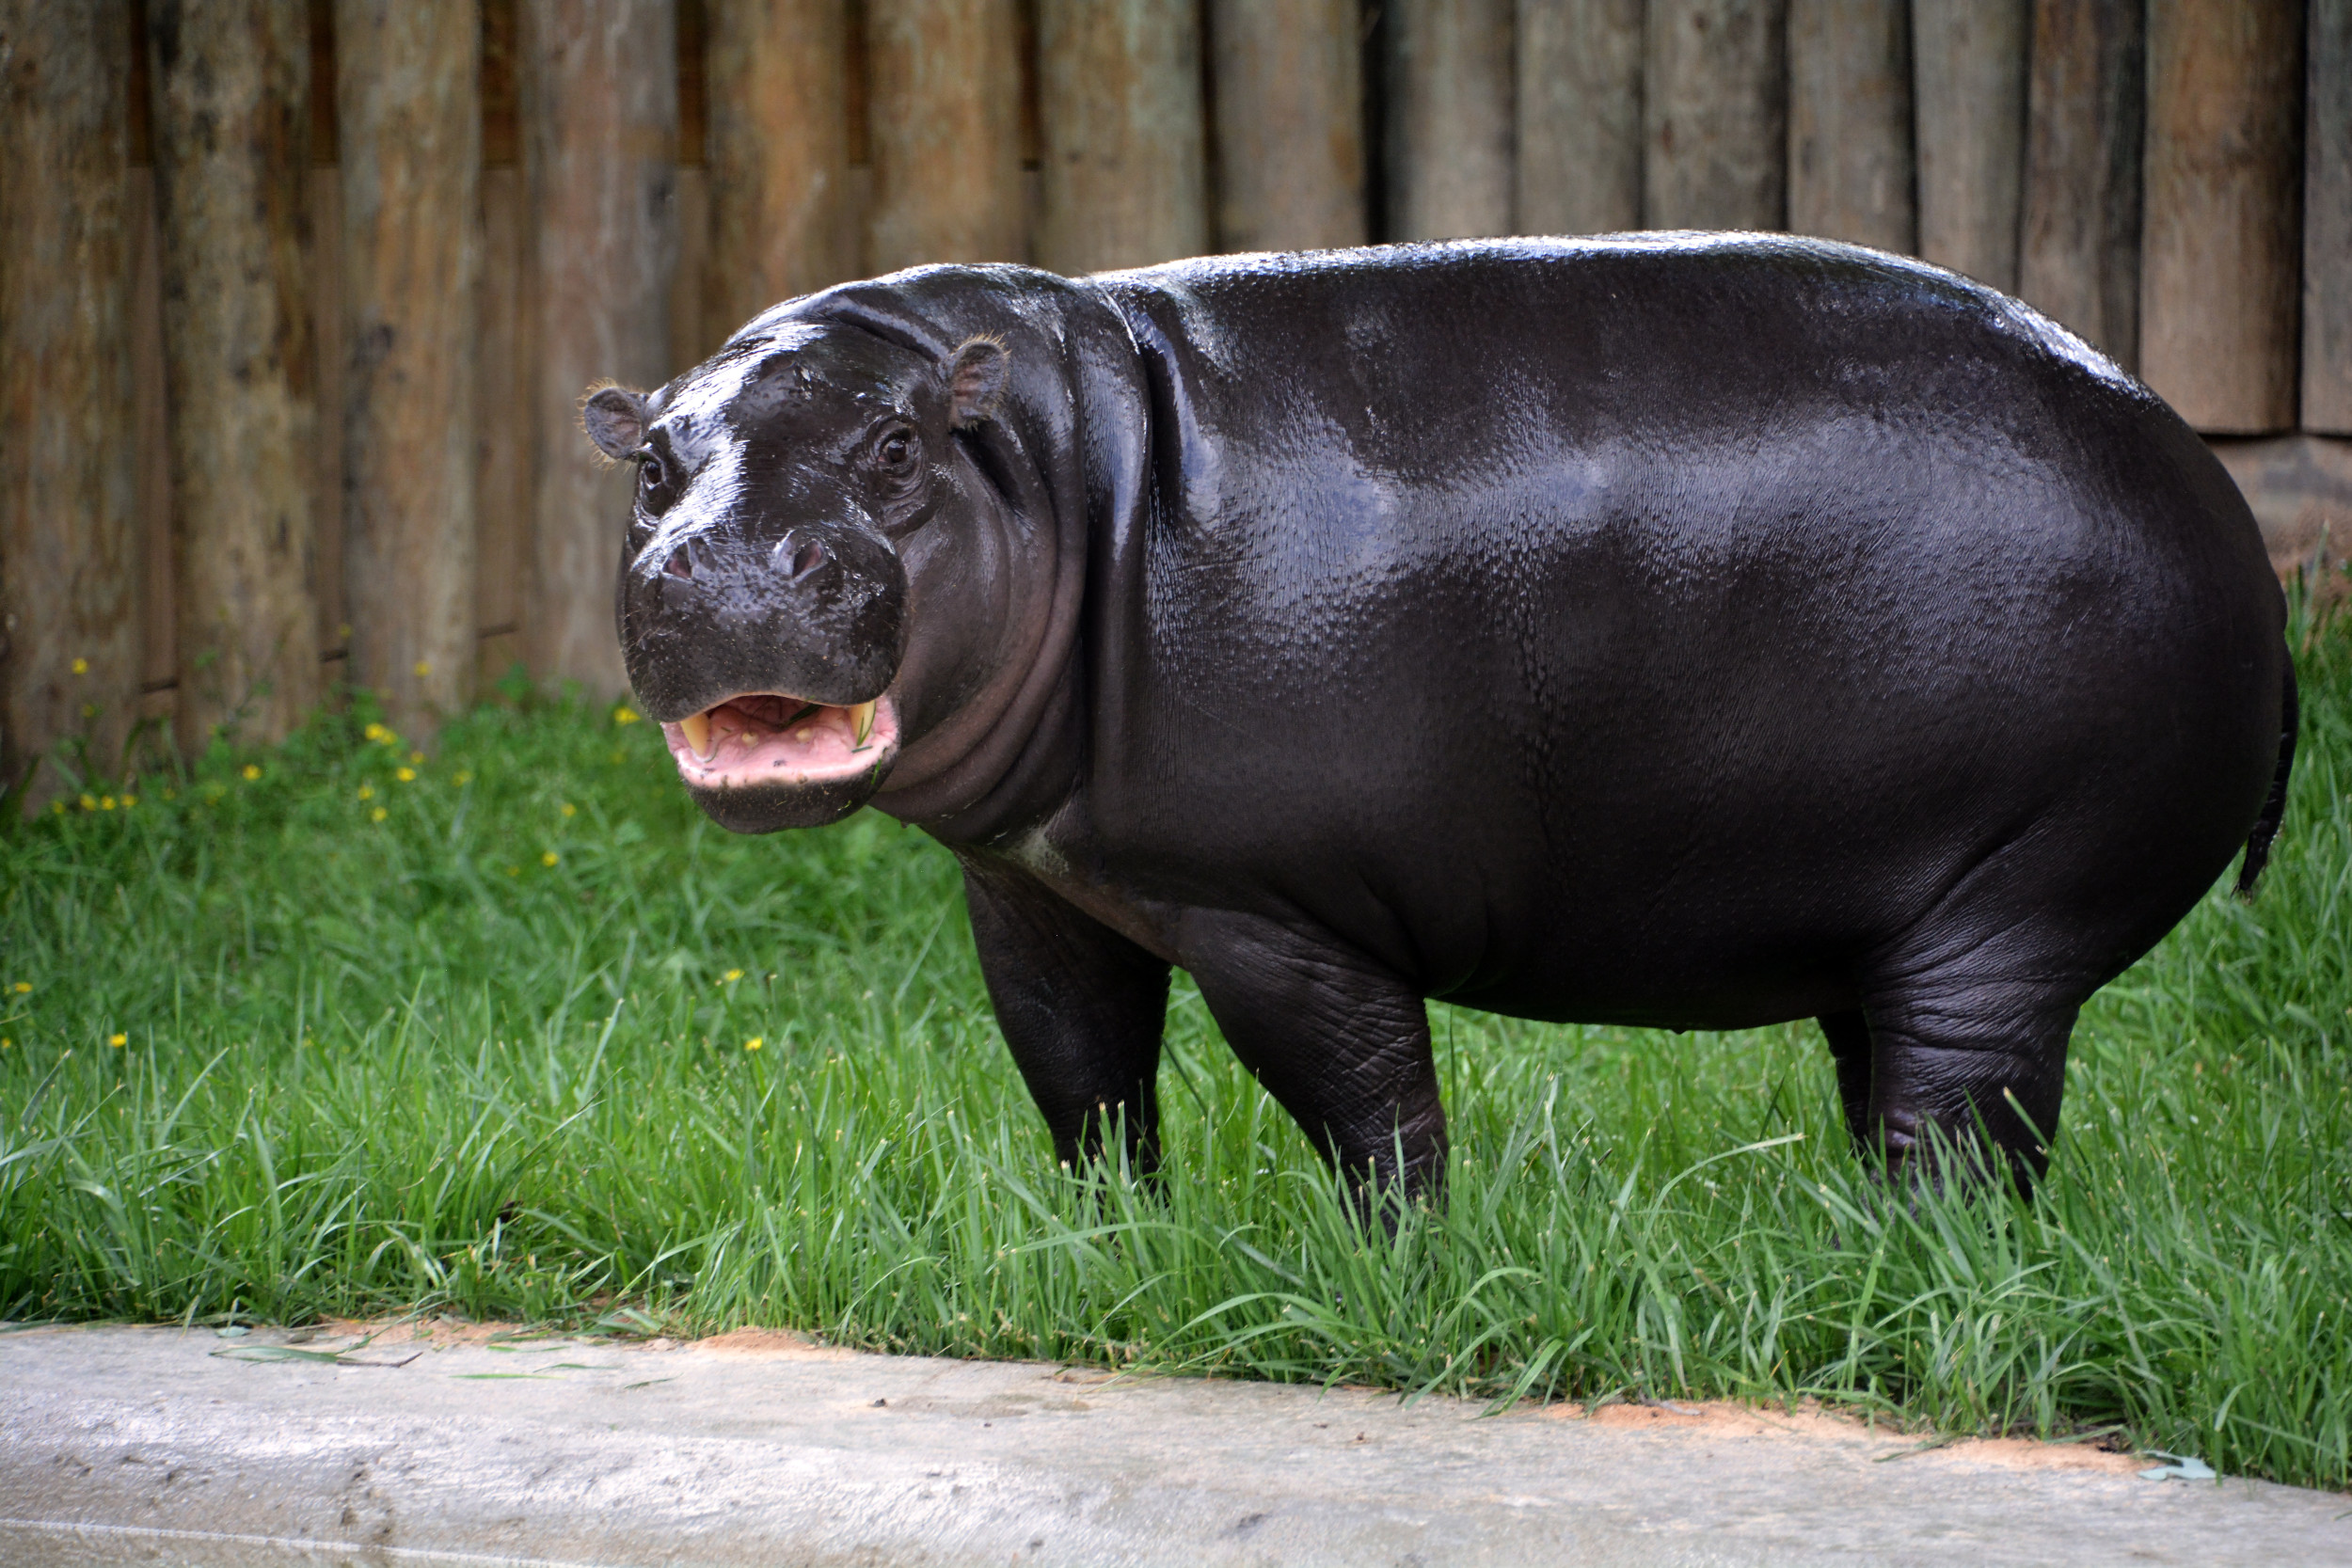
<box><xmin>2235</xmin><ymin>656</ymin><xmax>2299</xmax><ymax>900</ymax></box>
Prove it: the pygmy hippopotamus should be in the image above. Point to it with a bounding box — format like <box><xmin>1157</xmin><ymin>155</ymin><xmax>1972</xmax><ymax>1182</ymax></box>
<box><xmin>582</xmin><ymin>235</ymin><xmax>2295</xmax><ymax>1198</ymax></box>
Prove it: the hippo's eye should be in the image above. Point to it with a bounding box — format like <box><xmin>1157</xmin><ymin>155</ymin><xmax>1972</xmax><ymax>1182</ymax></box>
<box><xmin>637</xmin><ymin>452</ymin><xmax>667</xmax><ymax>492</ymax></box>
<box><xmin>872</xmin><ymin>426</ymin><xmax>917</xmax><ymax>475</ymax></box>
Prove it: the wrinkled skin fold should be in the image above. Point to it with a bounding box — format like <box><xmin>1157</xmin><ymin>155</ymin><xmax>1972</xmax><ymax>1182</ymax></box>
<box><xmin>592</xmin><ymin>236</ymin><xmax>2296</xmax><ymax>1205</ymax></box>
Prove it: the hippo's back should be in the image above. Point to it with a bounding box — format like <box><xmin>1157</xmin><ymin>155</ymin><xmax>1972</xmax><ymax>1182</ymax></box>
<box><xmin>1086</xmin><ymin>235</ymin><xmax>2285</xmax><ymax>1028</ymax></box>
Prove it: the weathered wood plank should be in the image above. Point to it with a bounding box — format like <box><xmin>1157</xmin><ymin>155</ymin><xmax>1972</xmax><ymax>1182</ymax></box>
<box><xmin>131</xmin><ymin>168</ymin><xmax>176</xmax><ymax>714</ymax></box>
<box><xmin>309</xmin><ymin>162</ymin><xmax>347</xmax><ymax>673</ymax></box>
<box><xmin>1212</xmin><ymin>0</ymin><xmax>1366</xmax><ymax>251</ymax></box>
<box><xmin>2140</xmin><ymin>0</ymin><xmax>2305</xmax><ymax>435</ymax></box>
<box><xmin>1517</xmin><ymin>0</ymin><xmax>1645</xmax><ymax>235</ymax></box>
<box><xmin>1386</xmin><ymin>0</ymin><xmax>1515</xmax><ymax>240</ymax></box>
<box><xmin>2303</xmin><ymin>0</ymin><xmax>2350</xmax><ymax>434</ymax></box>
<box><xmin>477</xmin><ymin>0</ymin><xmax>527</xmax><ymax>682</ymax></box>
<box><xmin>1036</xmin><ymin>0</ymin><xmax>1209</xmax><ymax>272</ymax></box>
<box><xmin>1645</xmin><ymin>0</ymin><xmax>1788</xmax><ymax>230</ymax></box>
<box><xmin>523</xmin><ymin>0</ymin><xmax>676</xmax><ymax>697</ymax></box>
<box><xmin>2018</xmin><ymin>0</ymin><xmax>2143</xmax><ymax>370</ymax></box>
<box><xmin>703</xmin><ymin>0</ymin><xmax>848</xmax><ymax>348</ymax></box>
<box><xmin>476</xmin><ymin>166</ymin><xmax>529</xmax><ymax>685</ymax></box>
<box><xmin>1788</xmin><ymin>0</ymin><xmax>1914</xmax><ymax>252</ymax></box>
<box><xmin>0</xmin><ymin>0</ymin><xmax>140</xmax><ymax>797</ymax></box>
<box><xmin>144</xmin><ymin>0</ymin><xmax>324</xmax><ymax>750</ymax></box>
<box><xmin>868</xmin><ymin>0</ymin><xmax>1026</xmax><ymax>270</ymax></box>
<box><xmin>1912</xmin><ymin>0</ymin><xmax>2026</xmax><ymax>291</ymax></box>
<box><xmin>335</xmin><ymin>1</ymin><xmax>481</xmax><ymax>737</ymax></box>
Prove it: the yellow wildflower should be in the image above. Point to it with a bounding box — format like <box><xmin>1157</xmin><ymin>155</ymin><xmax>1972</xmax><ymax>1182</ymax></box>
<box><xmin>413</xmin><ymin>660</ymin><xmax>431</xmax><ymax>678</ymax></box>
<box><xmin>363</xmin><ymin>722</ymin><xmax>388</xmax><ymax>741</ymax></box>
<box><xmin>72</xmin><ymin>657</ymin><xmax>87</xmax><ymax>675</ymax></box>
<box><xmin>108</xmin><ymin>1033</ymin><xmax>126</xmax><ymax>1047</ymax></box>
<box><xmin>724</xmin><ymin>969</ymin><xmax>744</xmax><ymax>983</ymax></box>
<box><xmin>358</xmin><ymin>784</ymin><xmax>374</xmax><ymax>800</ymax></box>
<box><xmin>78</xmin><ymin>795</ymin><xmax>96</xmax><ymax>812</ymax></box>
<box><xmin>371</xmin><ymin>807</ymin><xmax>388</xmax><ymax>822</ymax></box>
<box><xmin>744</xmin><ymin>1037</ymin><xmax>763</xmax><ymax>1052</ymax></box>
<box><xmin>99</xmin><ymin>796</ymin><xmax>115</xmax><ymax>811</ymax></box>
<box><xmin>11</xmin><ymin>982</ymin><xmax>28</xmax><ymax>992</ymax></box>
<box><xmin>242</xmin><ymin>765</ymin><xmax>261</xmax><ymax>781</ymax></box>
<box><xmin>560</xmin><ymin>802</ymin><xmax>577</xmax><ymax>817</ymax></box>
<box><xmin>395</xmin><ymin>768</ymin><xmax>415</xmax><ymax>783</ymax></box>
<box><xmin>612</xmin><ymin>705</ymin><xmax>641</xmax><ymax>725</ymax></box>
<box><xmin>541</xmin><ymin>850</ymin><xmax>559</xmax><ymax>866</ymax></box>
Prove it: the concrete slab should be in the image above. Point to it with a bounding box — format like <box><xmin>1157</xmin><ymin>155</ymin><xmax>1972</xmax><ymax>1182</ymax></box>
<box><xmin>1</xmin><ymin>1323</ymin><xmax>2345</xmax><ymax>1567</ymax></box>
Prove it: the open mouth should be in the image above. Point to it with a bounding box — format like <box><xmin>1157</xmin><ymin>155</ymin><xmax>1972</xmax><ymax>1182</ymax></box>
<box><xmin>661</xmin><ymin>692</ymin><xmax>898</xmax><ymax>789</ymax></box>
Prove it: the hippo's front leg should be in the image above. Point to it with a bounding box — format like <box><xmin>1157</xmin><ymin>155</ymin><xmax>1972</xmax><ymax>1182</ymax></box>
<box><xmin>1178</xmin><ymin>909</ymin><xmax>1448</xmax><ymax>1209</ymax></box>
<box><xmin>960</xmin><ymin>857</ymin><xmax>1172</xmax><ymax>1176</ymax></box>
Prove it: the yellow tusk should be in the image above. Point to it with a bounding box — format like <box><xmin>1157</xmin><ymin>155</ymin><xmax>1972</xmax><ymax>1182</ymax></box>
<box><xmin>850</xmin><ymin>701</ymin><xmax>876</xmax><ymax>745</ymax></box>
<box><xmin>678</xmin><ymin>709</ymin><xmax>713</xmax><ymax>759</ymax></box>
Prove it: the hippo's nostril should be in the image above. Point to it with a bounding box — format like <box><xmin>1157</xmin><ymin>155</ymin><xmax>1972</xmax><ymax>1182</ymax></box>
<box><xmin>774</xmin><ymin>536</ymin><xmax>826</xmax><ymax>581</ymax></box>
<box><xmin>663</xmin><ymin>546</ymin><xmax>693</xmax><ymax>580</ymax></box>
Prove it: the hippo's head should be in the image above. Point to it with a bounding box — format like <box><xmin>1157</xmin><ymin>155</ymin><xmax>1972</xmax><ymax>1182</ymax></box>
<box><xmin>584</xmin><ymin>314</ymin><xmax>1019</xmax><ymax>832</ymax></box>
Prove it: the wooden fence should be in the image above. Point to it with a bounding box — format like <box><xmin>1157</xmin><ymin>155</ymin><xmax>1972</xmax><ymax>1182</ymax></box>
<box><xmin>2</xmin><ymin>0</ymin><xmax>2346</xmax><ymax>803</ymax></box>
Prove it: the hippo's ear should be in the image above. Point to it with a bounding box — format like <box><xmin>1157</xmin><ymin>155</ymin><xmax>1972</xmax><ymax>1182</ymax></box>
<box><xmin>947</xmin><ymin>337</ymin><xmax>1009</xmax><ymax>429</ymax></box>
<box><xmin>580</xmin><ymin>384</ymin><xmax>649</xmax><ymax>462</ymax></box>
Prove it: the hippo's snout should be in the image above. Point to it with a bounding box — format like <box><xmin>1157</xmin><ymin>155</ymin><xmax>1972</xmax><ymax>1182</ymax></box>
<box><xmin>617</xmin><ymin>505</ymin><xmax>908</xmax><ymax>831</ymax></box>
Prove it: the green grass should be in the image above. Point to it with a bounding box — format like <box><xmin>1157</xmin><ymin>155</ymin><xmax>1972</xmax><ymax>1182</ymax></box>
<box><xmin>3</xmin><ymin>641</ymin><xmax>2349</xmax><ymax>1494</ymax></box>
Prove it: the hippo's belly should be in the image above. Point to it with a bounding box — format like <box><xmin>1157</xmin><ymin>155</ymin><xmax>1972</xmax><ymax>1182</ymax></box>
<box><xmin>1081</xmin><ymin>396</ymin><xmax>2273</xmax><ymax>1029</ymax></box>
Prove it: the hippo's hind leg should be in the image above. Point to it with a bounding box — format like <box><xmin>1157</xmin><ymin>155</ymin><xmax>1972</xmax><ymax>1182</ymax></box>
<box><xmin>1176</xmin><ymin>909</ymin><xmax>1447</xmax><ymax>1212</ymax></box>
<box><xmin>960</xmin><ymin>856</ymin><xmax>1172</xmax><ymax>1177</ymax></box>
<box><xmin>1847</xmin><ymin>968</ymin><xmax>2083</xmax><ymax>1194</ymax></box>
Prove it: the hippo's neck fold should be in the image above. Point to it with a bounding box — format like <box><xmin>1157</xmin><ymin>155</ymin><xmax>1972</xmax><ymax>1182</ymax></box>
<box><xmin>837</xmin><ymin>272</ymin><xmax>1152</xmax><ymax>847</ymax></box>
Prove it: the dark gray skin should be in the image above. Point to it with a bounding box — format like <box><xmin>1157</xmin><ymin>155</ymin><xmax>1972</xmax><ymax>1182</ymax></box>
<box><xmin>583</xmin><ymin>235</ymin><xmax>2296</xmax><ymax>1201</ymax></box>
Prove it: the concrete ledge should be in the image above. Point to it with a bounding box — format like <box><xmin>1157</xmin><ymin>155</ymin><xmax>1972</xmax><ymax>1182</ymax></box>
<box><xmin>2</xmin><ymin>1323</ymin><xmax>2346</xmax><ymax>1566</ymax></box>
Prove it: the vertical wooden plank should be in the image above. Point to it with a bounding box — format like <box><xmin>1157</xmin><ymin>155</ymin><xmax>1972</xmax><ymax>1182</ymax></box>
<box><xmin>131</xmin><ymin>168</ymin><xmax>176</xmax><ymax>717</ymax></box>
<box><xmin>704</xmin><ymin>0</ymin><xmax>848</xmax><ymax>345</ymax></box>
<box><xmin>2141</xmin><ymin>0</ymin><xmax>2304</xmax><ymax>435</ymax></box>
<box><xmin>336</xmin><ymin>2</ymin><xmax>482</xmax><ymax>737</ymax></box>
<box><xmin>1645</xmin><ymin>0</ymin><xmax>1788</xmax><ymax>230</ymax></box>
<box><xmin>1036</xmin><ymin>0</ymin><xmax>1210</xmax><ymax>273</ymax></box>
<box><xmin>670</xmin><ymin>0</ymin><xmax>711</xmax><ymax>371</ymax></box>
<box><xmin>310</xmin><ymin>163</ymin><xmax>347</xmax><ymax>671</ymax></box>
<box><xmin>1386</xmin><ymin>0</ymin><xmax>1514</xmax><ymax>241</ymax></box>
<box><xmin>1210</xmin><ymin>0</ymin><xmax>1365</xmax><ymax>251</ymax></box>
<box><xmin>1516</xmin><ymin>0</ymin><xmax>1645</xmax><ymax>236</ymax></box>
<box><xmin>0</xmin><ymin>0</ymin><xmax>139</xmax><ymax>797</ymax></box>
<box><xmin>1788</xmin><ymin>0</ymin><xmax>1913</xmax><ymax>252</ymax></box>
<box><xmin>1912</xmin><ymin>0</ymin><xmax>2026</xmax><ymax>291</ymax></box>
<box><xmin>145</xmin><ymin>0</ymin><xmax>323</xmax><ymax>751</ymax></box>
<box><xmin>2311</xmin><ymin>0</ymin><xmax>2352</xmax><ymax>433</ymax></box>
<box><xmin>2018</xmin><ymin>0</ymin><xmax>2143</xmax><ymax>371</ymax></box>
<box><xmin>308</xmin><ymin>1</ymin><xmax>346</xmax><ymax>679</ymax></box>
<box><xmin>524</xmin><ymin>0</ymin><xmax>676</xmax><ymax>697</ymax></box>
<box><xmin>869</xmin><ymin>0</ymin><xmax>1026</xmax><ymax>270</ymax></box>
<box><xmin>477</xmin><ymin>166</ymin><xmax>529</xmax><ymax>682</ymax></box>
<box><xmin>477</xmin><ymin>0</ymin><xmax>527</xmax><ymax>681</ymax></box>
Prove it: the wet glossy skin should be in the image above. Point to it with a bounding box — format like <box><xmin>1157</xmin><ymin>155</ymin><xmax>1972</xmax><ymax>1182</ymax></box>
<box><xmin>596</xmin><ymin>236</ymin><xmax>2295</xmax><ymax>1200</ymax></box>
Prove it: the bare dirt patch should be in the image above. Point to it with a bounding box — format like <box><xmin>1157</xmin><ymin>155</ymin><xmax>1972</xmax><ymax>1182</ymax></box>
<box><xmin>688</xmin><ymin>1325</ymin><xmax>850</xmax><ymax>1361</ymax></box>
<box><xmin>1542</xmin><ymin>1396</ymin><xmax>2141</xmax><ymax>1477</ymax></box>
